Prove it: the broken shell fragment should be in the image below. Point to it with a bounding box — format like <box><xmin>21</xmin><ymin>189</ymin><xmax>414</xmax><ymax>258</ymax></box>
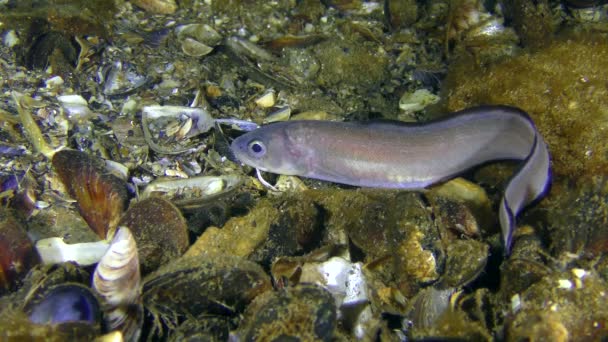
<box><xmin>180</xmin><ymin>38</ymin><xmax>214</xmax><ymax>57</ymax></box>
<box><xmin>56</xmin><ymin>94</ymin><xmax>94</xmax><ymax>121</ymax></box>
<box><xmin>176</xmin><ymin>24</ymin><xmax>222</xmax><ymax>57</ymax></box>
<box><xmin>141</xmin><ymin>105</ymin><xmax>215</xmax><ymax>154</ymax></box>
<box><xmin>399</xmin><ymin>89</ymin><xmax>440</xmax><ymax>114</ymax></box>
<box><xmin>141</xmin><ymin>174</ymin><xmax>243</xmax><ymax>209</ymax></box>
<box><xmin>263</xmin><ymin>106</ymin><xmax>291</xmax><ymax>123</ymax></box>
<box><xmin>52</xmin><ymin>150</ymin><xmax>129</xmax><ymax>240</ymax></box>
<box><xmin>101</xmin><ymin>61</ymin><xmax>148</xmax><ymax>96</ymax></box>
<box><xmin>254</xmin><ymin>89</ymin><xmax>276</xmax><ymax>108</ymax></box>
<box><xmin>35</xmin><ymin>238</ymin><xmax>109</xmax><ymax>266</ymax></box>
<box><xmin>93</xmin><ymin>227</ymin><xmax>143</xmax><ymax>342</ymax></box>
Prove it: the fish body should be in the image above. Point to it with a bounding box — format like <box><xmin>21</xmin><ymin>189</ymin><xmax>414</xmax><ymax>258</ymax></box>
<box><xmin>231</xmin><ymin>106</ymin><xmax>551</xmax><ymax>253</ymax></box>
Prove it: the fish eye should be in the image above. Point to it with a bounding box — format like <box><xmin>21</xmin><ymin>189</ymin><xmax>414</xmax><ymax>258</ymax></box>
<box><xmin>247</xmin><ymin>140</ymin><xmax>266</xmax><ymax>158</ymax></box>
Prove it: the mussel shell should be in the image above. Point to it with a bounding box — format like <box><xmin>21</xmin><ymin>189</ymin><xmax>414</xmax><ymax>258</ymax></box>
<box><xmin>238</xmin><ymin>283</ymin><xmax>337</xmax><ymax>342</ymax></box>
<box><xmin>142</xmin><ymin>254</ymin><xmax>271</xmax><ymax>332</ymax></box>
<box><xmin>93</xmin><ymin>227</ymin><xmax>142</xmax><ymax>341</ymax></box>
<box><xmin>0</xmin><ymin>207</ymin><xmax>41</xmax><ymax>295</ymax></box>
<box><xmin>117</xmin><ymin>198</ymin><xmax>188</xmax><ymax>275</ymax></box>
<box><xmin>25</xmin><ymin>283</ymin><xmax>101</xmax><ymax>326</ymax></box>
<box><xmin>52</xmin><ymin>149</ymin><xmax>129</xmax><ymax>240</ymax></box>
<box><xmin>169</xmin><ymin>315</ymin><xmax>232</xmax><ymax>342</ymax></box>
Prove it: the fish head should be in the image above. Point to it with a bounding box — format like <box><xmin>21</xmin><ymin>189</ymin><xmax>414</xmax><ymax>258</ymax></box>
<box><xmin>230</xmin><ymin>122</ymin><xmax>309</xmax><ymax>176</ymax></box>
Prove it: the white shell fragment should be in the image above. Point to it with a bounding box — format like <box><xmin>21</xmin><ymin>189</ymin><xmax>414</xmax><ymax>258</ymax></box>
<box><xmin>399</xmin><ymin>89</ymin><xmax>440</xmax><ymax>113</ymax></box>
<box><xmin>141</xmin><ymin>174</ymin><xmax>243</xmax><ymax>208</ymax></box>
<box><xmin>263</xmin><ymin>106</ymin><xmax>291</xmax><ymax>123</ymax></box>
<box><xmin>298</xmin><ymin>255</ymin><xmax>372</xmax><ymax>338</ymax></box>
<box><xmin>141</xmin><ymin>105</ymin><xmax>215</xmax><ymax>154</ymax></box>
<box><xmin>35</xmin><ymin>237</ymin><xmax>110</xmax><ymax>266</ymax></box>
<box><xmin>57</xmin><ymin>94</ymin><xmax>94</xmax><ymax>121</ymax></box>
<box><xmin>255</xmin><ymin>89</ymin><xmax>276</xmax><ymax>108</ymax></box>
<box><xmin>142</xmin><ymin>105</ymin><xmax>215</xmax><ymax>135</ymax></box>
<box><xmin>300</xmin><ymin>256</ymin><xmax>368</xmax><ymax>307</ymax></box>
<box><xmin>181</xmin><ymin>37</ymin><xmax>214</xmax><ymax>57</ymax></box>
<box><xmin>176</xmin><ymin>24</ymin><xmax>222</xmax><ymax>57</ymax></box>
<box><xmin>93</xmin><ymin>227</ymin><xmax>143</xmax><ymax>342</ymax></box>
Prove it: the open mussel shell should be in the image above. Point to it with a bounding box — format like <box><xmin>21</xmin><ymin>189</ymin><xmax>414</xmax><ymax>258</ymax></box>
<box><xmin>93</xmin><ymin>227</ymin><xmax>142</xmax><ymax>342</ymax></box>
<box><xmin>22</xmin><ymin>282</ymin><xmax>101</xmax><ymax>340</ymax></box>
<box><xmin>117</xmin><ymin>197</ymin><xmax>188</xmax><ymax>275</ymax></box>
<box><xmin>26</xmin><ymin>283</ymin><xmax>101</xmax><ymax>325</ymax></box>
<box><xmin>142</xmin><ymin>254</ymin><xmax>271</xmax><ymax>336</ymax></box>
<box><xmin>0</xmin><ymin>207</ymin><xmax>41</xmax><ymax>295</ymax></box>
<box><xmin>236</xmin><ymin>283</ymin><xmax>337</xmax><ymax>341</ymax></box>
<box><xmin>52</xmin><ymin>150</ymin><xmax>129</xmax><ymax>240</ymax></box>
<box><xmin>141</xmin><ymin>174</ymin><xmax>243</xmax><ymax>210</ymax></box>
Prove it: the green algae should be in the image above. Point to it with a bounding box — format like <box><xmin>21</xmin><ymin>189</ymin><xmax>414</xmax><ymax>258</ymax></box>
<box><xmin>445</xmin><ymin>36</ymin><xmax>608</xmax><ymax>181</ymax></box>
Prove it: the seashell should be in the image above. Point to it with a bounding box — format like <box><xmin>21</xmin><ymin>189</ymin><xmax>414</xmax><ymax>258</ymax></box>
<box><xmin>118</xmin><ymin>197</ymin><xmax>188</xmax><ymax>275</ymax></box>
<box><xmin>52</xmin><ymin>150</ymin><xmax>129</xmax><ymax>240</ymax></box>
<box><xmin>35</xmin><ymin>237</ymin><xmax>109</xmax><ymax>266</ymax></box>
<box><xmin>24</xmin><ymin>31</ymin><xmax>78</xmax><ymax>71</ymax></box>
<box><xmin>56</xmin><ymin>94</ymin><xmax>94</xmax><ymax>121</ymax></box>
<box><xmin>142</xmin><ymin>254</ymin><xmax>271</xmax><ymax>336</ymax></box>
<box><xmin>141</xmin><ymin>105</ymin><xmax>215</xmax><ymax>154</ymax></box>
<box><xmin>101</xmin><ymin>61</ymin><xmax>148</xmax><ymax>96</ymax></box>
<box><xmin>130</xmin><ymin>0</ymin><xmax>177</xmax><ymax>14</ymax></box>
<box><xmin>93</xmin><ymin>227</ymin><xmax>142</xmax><ymax>342</ymax></box>
<box><xmin>263</xmin><ymin>106</ymin><xmax>291</xmax><ymax>123</ymax></box>
<box><xmin>408</xmin><ymin>287</ymin><xmax>456</xmax><ymax>329</ymax></box>
<box><xmin>25</xmin><ymin>283</ymin><xmax>101</xmax><ymax>326</ymax></box>
<box><xmin>0</xmin><ymin>207</ymin><xmax>41</xmax><ymax>295</ymax></box>
<box><xmin>176</xmin><ymin>24</ymin><xmax>222</xmax><ymax>47</ymax></box>
<box><xmin>225</xmin><ymin>36</ymin><xmax>276</xmax><ymax>62</ymax></box>
<box><xmin>237</xmin><ymin>284</ymin><xmax>337</xmax><ymax>341</ymax></box>
<box><xmin>399</xmin><ymin>89</ymin><xmax>440</xmax><ymax>114</ymax></box>
<box><xmin>254</xmin><ymin>89</ymin><xmax>276</xmax><ymax>108</ymax></box>
<box><xmin>439</xmin><ymin>239</ymin><xmax>489</xmax><ymax>288</ymax></box>
<box><xmin>180</xmin><ymin>38</ymin><xmax>214</xmax><ymax>57</ymax></box>
<box><xmin>141</xmin><ymin>174</ymin><xmax>243</xmax><ymax>209</ymax></box>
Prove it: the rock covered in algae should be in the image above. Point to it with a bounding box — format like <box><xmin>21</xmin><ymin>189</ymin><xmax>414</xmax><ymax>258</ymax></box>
<box><xmin>186</xmin><ymin>195</ymin><xmax>322</xmax><ymax>267</ymax></box>
<box><xmin>444</xmin><ymin>36</ymin><xmax>608</xmax><ymax>180</ymax></box>
<box><xmin>314</xmin><ymin>38</ymin><xmax>389</xmax><ymax>92</ymax></box>
<box><xmin>505</xmin><ymin>268</ymin><xmax>608</xmax><ymax>340</ymax></box>
<box><xmin>542</xmin><ymin>177</ymin><xmax>608</xmax><ymax>259</ymax></box>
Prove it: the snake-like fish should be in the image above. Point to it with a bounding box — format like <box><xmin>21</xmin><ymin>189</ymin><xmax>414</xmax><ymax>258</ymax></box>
<box><xmin>231</xmin><ymin>106</ymin><xmax>551</xmax><ymax>253</ymax></box>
